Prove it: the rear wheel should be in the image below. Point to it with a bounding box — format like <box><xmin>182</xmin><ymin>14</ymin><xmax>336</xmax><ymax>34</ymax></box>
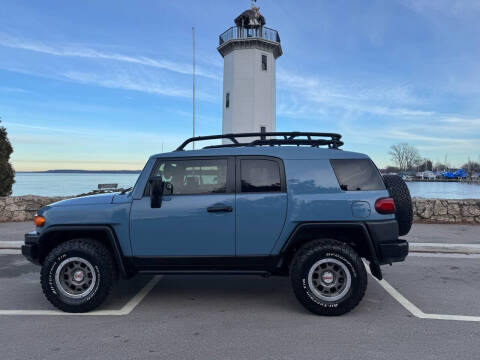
<box><xmin>41</xmin><ymin>239</ymin><xmax>117</xmax><ymax>313</ymax></box>
<box><xmin>290</xmin><ymin>239</ymin><xmax>367</xmax><ymax>316</ymax></box>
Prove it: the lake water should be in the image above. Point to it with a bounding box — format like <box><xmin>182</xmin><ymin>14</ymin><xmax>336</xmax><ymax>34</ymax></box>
<box><xmin>10</xmin><ymin>173</ymin><xmax>480</xmax><ymax>199</ymax></box>
<box><xmin>405</xmin><ymin>181</ymin><xmax>480</xmax><ymax>199</ymax></box>
<box><xmin>12</xmin><ymin>173</ymin><xmax>140</xmax><ymax>197</ymax></box>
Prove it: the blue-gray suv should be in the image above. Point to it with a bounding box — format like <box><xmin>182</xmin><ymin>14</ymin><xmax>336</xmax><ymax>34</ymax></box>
<box><xmin>22</xmin><ymin>132</ymin><xmax>411</xmax><ymax>315</ymax></box>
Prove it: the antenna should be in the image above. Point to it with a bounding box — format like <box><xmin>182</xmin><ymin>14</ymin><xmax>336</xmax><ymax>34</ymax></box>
<box><xmin>192</xmin><ymin>27</ymin><xmax>196</xmax><ymax>150</ymax></box>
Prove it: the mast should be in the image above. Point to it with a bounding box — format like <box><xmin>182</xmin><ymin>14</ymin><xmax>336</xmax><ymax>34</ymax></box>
<box><xmin>192</xmin><ymin>27</ymin><xmax>196</xmax><ymax>149</ymax></box>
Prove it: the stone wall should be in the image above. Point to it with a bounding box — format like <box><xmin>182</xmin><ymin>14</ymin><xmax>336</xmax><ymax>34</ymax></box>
<box><xmin>412</xmin><ymin>198</ymin><xmax>480</xmax><ymax>224</ymax></box>
<box><xmin>1</xmin><ymin>196</ymin><xmax>480</xmax><ymax>224</ymax></box>
<box><xmin>0</xmin><ymin>196</ymin><xmax>67</xmax><ymax>222</ymax></box>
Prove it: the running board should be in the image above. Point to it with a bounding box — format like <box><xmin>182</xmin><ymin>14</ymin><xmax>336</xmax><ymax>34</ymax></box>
<box><xmin>138</xmin><ymin>270</ymin><xmax>271</xmax><ymax>276</ymax></box>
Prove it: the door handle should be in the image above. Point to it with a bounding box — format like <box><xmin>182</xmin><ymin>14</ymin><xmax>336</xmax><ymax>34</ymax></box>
<box><xmin>207</xmin><ymin>205</ymin><xmax>233</xmax><ymax>213</ymax></box>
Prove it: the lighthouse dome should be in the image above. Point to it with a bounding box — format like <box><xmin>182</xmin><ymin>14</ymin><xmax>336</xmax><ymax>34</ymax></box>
<box><xmin>234</xmin><ymin>6</ymin><xmax>266</xmax><ymax>28</ymax></box>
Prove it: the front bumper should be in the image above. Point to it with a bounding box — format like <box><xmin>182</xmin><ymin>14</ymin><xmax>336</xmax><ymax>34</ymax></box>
<box><xmin>22</xmin><ymin>231</ymin><xmax>40</xmax><ymax>265</ymax></box>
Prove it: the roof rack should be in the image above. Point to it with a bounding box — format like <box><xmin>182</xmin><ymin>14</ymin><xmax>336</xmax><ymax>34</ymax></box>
<box><xmin>175</xmin><ymin>132</ymin><xmax>343</xmax><ymax>151</ymax></box>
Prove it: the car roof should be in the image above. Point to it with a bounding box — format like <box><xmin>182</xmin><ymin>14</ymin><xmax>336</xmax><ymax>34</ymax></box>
<box><xmin>150</xmin><ymin>146</ymin><xmax>369</xmax><ymax>160</ymax></box>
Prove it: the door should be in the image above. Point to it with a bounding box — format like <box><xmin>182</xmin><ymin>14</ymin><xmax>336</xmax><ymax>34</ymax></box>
<box><xmin>130</xmin><ymin>157</ymin><xmax>236</xmax><ymax>257</ymax></box>
<box><xmin>235</xmin><ymin>156</ymin><xmax>288</xmax><ymax>255</ymax></box>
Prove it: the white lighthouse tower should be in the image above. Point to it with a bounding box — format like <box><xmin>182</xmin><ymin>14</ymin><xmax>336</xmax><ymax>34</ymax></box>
<box><xmin>218</xmin><ymin>4</ymin><xmax>282</xmax><ymax>138</ymax></box>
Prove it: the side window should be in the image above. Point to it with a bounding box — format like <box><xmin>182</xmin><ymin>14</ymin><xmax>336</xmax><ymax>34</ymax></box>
<box><xmin>241</xmin><ymin>159</ymin><xmax>281</xmax><ymax>193</ymax></box>
<box><xmin>152</xmin><ymin>159</ymin><xmax>228</xmax><ymax>195</ymax></box>
<box><xmin>330</xmin><ymin>159</ymin><xmax>386</xmax><ymax>191</ymax></box>
<box><xmin>261</xmin><ymin>54</ymin><xmax>267</xmax><ymax>71</ymax></box>
<box><xmin>225</xmin><ymin>93</ymin><xmax>230</xmax><ymax>108</ymax></box>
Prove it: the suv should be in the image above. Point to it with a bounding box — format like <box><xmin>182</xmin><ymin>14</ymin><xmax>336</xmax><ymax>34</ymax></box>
<box><xmin>22</xmin><ymin>132</ymin><xmax>411</xmax><ymax>315</ymax></box>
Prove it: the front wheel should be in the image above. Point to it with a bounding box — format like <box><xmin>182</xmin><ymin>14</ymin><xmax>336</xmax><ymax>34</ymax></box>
<box><xmin>290</xmin><ymin>239</ymin><xmax>367</xmax><ymax>316</ymax></box>
<box><xmin>41</xmin><ymin>239</ymin><xmax>117</xmax><ymax>313</ymax></box>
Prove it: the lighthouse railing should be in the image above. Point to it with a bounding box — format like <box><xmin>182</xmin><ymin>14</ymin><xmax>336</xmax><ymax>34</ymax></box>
<box><xmin>219</xmin><ymin>26</ymin><xmax>280</xmax><ymax>45</ymax></box>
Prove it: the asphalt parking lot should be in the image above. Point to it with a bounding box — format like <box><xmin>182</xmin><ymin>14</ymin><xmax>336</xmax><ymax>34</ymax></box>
<box><xmin>0</xmin><ymin>251</ymin><xmax>479</xmax><ymax>360</ymax></box>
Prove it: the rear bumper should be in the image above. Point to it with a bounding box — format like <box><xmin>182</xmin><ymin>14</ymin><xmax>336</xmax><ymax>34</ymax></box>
<box><xmin>22</xmin><ymin>232</ymin><xmax>40</xmax><ymax>265</ymax></box>
<box><xmin>377</xmin><ymin>239</ymin><xmax>409</xmax><ymax>264</ymax></box>
<box><xmin>366</xmin><ymin>220</ymin><xmax>409</xmax><ymax>265</ymax></box>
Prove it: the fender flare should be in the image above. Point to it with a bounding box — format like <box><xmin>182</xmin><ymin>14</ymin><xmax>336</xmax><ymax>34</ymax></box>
<box><xmin>280</xmin><ymin>222</ymin><xmax>383</xmax><ymax>280</ymax></box>
<box><xmin>37</xmin><ymin>225</ymin><xmax>132</xmax><ymax>278</ymax></box>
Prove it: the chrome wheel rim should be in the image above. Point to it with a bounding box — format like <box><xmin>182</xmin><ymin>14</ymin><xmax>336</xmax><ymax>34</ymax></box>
<box><xmin>307</xmin><ymin>258</ymin><xmax>352</xmax><ymax>302</ymax></box>
<box><xmin>55</xmin><ymin>257</ymin><xmax>97</xmax><ymax>299</ymax></box>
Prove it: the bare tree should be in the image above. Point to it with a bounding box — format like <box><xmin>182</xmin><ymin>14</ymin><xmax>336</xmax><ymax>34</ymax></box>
<box><xmin>462</xmin><ymin>158</ymin><xmax>480</xmax><ymax>177</ymax></box>
<box><xmin>389</xmin><ymin>143</ymin><xmax>422</xmax><ymax>172</ymax></box>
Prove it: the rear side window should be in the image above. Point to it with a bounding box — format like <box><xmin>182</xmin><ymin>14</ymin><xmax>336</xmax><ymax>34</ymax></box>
<box><xmin>240</xmin><ymin>159</ymin><xmax>281</xmax><ymax>193</ymax></box>
<box><xmin>330</xmin><ymin>159</ymin><xmax>385</xmax><ymax>191</ymax></box>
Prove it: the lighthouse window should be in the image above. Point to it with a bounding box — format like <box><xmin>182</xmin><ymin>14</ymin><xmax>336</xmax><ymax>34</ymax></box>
<box><xmin>261</xmin><ymin>55</ymin><xmax>267</xmax><ymax>71</ymax></box>
<box><xmin>226</xmin><ymin>93</ymin><xmax>230</xmax><ymax>108</ymax></box>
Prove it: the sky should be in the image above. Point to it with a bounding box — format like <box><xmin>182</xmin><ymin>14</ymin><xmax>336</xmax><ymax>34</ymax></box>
<box><xmin>0</xmin><ymin>0</ymin><xmax>479</xmax><ymax>171</ymax></box>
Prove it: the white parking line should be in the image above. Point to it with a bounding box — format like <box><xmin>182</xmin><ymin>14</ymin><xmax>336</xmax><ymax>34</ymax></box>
<box><xmin>365</xmin><ymin>264</ymin><xmax>480</xmax><ymax>322</ymax></box>
<box><xmin>0</xmin><ymin>276</ymin><xmax>162</xmax><ymax>316</ymax></box>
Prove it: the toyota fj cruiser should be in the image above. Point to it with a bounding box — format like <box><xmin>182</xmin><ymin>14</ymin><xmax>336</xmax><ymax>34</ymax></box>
<box><xmin>22</xmin><ymin>132</ymin><xmax>411</xmax><ymax>315</ymax></box>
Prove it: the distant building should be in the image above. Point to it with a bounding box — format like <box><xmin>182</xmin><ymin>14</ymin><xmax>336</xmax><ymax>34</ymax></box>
<box><xmin>218</xmin><ymin>4</ymin><xmax>282</xmax><ymax>141</ymax></box>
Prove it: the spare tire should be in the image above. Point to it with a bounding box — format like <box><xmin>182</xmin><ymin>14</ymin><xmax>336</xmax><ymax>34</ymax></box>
<box><xmin>382</xmin><ymin>175</ymin><xmax>413</xmax><ymax>236</ymax></box>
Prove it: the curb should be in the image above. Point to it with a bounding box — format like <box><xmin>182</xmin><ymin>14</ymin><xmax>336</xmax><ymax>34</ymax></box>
<box><xmin>0</xmin><ymin>241</ymin><xmax>23</xmax><ymax>250</ymax></box>
<box><xmin>409</xmin><ymin>242</ymin><xmax>480</xmax><ymax>255</ymax></box>
<box><xmin>1</xmin><ymin>241</ymin><xmax>480</xmax><ymax>254</ymax></box>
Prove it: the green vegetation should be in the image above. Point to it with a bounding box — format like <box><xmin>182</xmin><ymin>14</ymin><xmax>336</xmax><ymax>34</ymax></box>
<box><xmin>0</xmin><ymin>118</ymin><xmax>15</xmax><ymax>196</ymax></box>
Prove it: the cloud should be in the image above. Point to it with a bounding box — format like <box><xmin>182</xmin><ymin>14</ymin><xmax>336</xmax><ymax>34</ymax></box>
<box><xmin>0</xmin><ymin>33</ymin><xmax>220</xmax><ymax>80</ymax></box>
<box><xmin>277</xmin><ymin>69</ymin><xmax>431</xmax><ymax>119</ymax></box>
<box><xmin>61</xmin><ymin>70</ymin><xmax>216</xmax><ymax>102</ymax></box>
<box><xmin>0</xmin><ymin>86</ymin><xmax>29</xmax><ymax>93</ymax></box>
<box><xmin>396</xmin><ymin>0</ymin><xmax>480</xmax><ymax>17</ymax></box>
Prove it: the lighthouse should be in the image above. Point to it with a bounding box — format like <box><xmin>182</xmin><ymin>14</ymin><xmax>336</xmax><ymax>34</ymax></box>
<box><xmin>218</xmin><ymin>4</ymin><xmax>282</xmax><ymax>138</ymax></box>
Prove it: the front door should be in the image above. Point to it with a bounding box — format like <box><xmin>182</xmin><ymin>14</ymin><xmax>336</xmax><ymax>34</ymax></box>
<box><xmin>130</xmin><ymin>157</ymin><xmax>236</xmax><ymax>257</ymax></box>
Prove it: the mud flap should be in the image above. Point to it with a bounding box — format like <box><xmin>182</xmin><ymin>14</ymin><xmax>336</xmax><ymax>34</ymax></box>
<box><xmin>369</xmin><ymin>261</ymin><xmax>383</xmax><ymax>280</ymax></box>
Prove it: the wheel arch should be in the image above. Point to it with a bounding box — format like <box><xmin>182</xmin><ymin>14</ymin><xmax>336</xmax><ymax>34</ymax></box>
<box><xmin>279</xmin><ymin>222</ymin><xmax>383</xmax><ymax>280</ymax></box>
<box><xmin>37</xmin><ymin>225</ymin><xmax>133</xmax><ymax>278</ymax></box>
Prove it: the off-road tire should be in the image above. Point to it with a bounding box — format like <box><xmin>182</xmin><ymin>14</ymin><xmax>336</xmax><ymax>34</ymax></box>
<box><xmin>40</xmin><ymin>239</ymin><xmax>117</xmax><ymax>313</ymax></box>
<box><xmin>383</xmin><ymin>175</ymin><xmax>413</xmax><ymax>236</ymax></box>
<box><xmin>290</xmin><ymin>239</ymin><xmax>367</xmax><ymax>316</ymax></box>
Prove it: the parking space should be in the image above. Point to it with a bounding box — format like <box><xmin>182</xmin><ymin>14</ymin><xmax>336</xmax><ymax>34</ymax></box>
<box><xmin>382</xmin><ymin>256</ymin><xmax>480</xmax><ymax>317</ymax></box>
<box><xmin>1</xmin><ymin>254</ymin><xmax>478</xmax><ymax>320</ymax></box>
<box><xmin>0</xmin><ymin>253</ymin><xmax>479</xmax><ymax>359</ymax></box>
<box><xmin>0</xmin><ymin>255</ymin><xmax>154</xmax><ymax>313</ymax></box>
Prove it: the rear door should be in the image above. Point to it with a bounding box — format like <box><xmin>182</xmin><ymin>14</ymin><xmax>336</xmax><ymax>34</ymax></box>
<box><xmin>235</xmin><ymin>156</ymin><xmax>288</xmax><ymax>255</ymax></box>
<box><xmin>130</xmin><ymin>157</ymin><xmax>236</xmax><ymax>256</ymax></box>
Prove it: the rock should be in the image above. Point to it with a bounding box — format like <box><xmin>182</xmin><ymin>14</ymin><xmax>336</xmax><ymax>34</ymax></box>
<box><xmin>411</xmin><ymin>198</ymin><xmax>480</xmax><ymax>225</ymax></box>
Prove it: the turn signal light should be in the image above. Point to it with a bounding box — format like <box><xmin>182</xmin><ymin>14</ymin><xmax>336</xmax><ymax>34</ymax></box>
<box><xmin>34</xmin><ymin>215</ymin><xmax>45</xmax><ymax>227</ymax></box>
<box><xmin>375</xmin><ymin>198</ymin><xmax>396</xmax><ymax>214</ymax></box>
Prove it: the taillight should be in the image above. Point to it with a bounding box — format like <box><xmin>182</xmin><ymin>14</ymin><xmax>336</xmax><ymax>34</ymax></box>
<box><xmin>375</xmin><ymin>198</ymin><xmax>396</xmax><ymax>214</ymax></box>
<box><xmin>34</xmin><ymin>215</ymin><xmax>45</xmax><ymax>227</ymax></box>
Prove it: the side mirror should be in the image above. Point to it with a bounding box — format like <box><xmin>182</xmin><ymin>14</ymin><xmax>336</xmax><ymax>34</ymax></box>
<box><xmin>149</xmin><ymin>177</ymin><xmax>164</xmax><ymax>208</ymax></box>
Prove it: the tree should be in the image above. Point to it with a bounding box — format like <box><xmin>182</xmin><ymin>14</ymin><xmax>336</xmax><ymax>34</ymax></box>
<box><xmin>417</xmin><ymin>158</ymin><xmax>433</xmax><ymax>172</ymax></box>
<box><xmin>462</xmin><ymin>160</ymin><xmax>480</xmax><ymax>177</ymax></box>
<box><xmin>389</xmin><ymin>143</ymin><xmax>422</xmax><ymax>172</ymax></box>
<box><xmin>384</xmin><ymin>166</ymin><xmax>400</xmax><ymax>174</ymax></box>
<box><xmin>0</xmin><ymin>118</ymin><xmax>15</xmax><ymax>196</ymax></box>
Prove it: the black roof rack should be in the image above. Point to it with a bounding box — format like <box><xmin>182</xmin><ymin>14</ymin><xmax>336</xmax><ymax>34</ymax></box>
<box><xmin>175</xmin><ymin>132</ymin><xmax>343</xmax><ymax>151</ymax></box>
